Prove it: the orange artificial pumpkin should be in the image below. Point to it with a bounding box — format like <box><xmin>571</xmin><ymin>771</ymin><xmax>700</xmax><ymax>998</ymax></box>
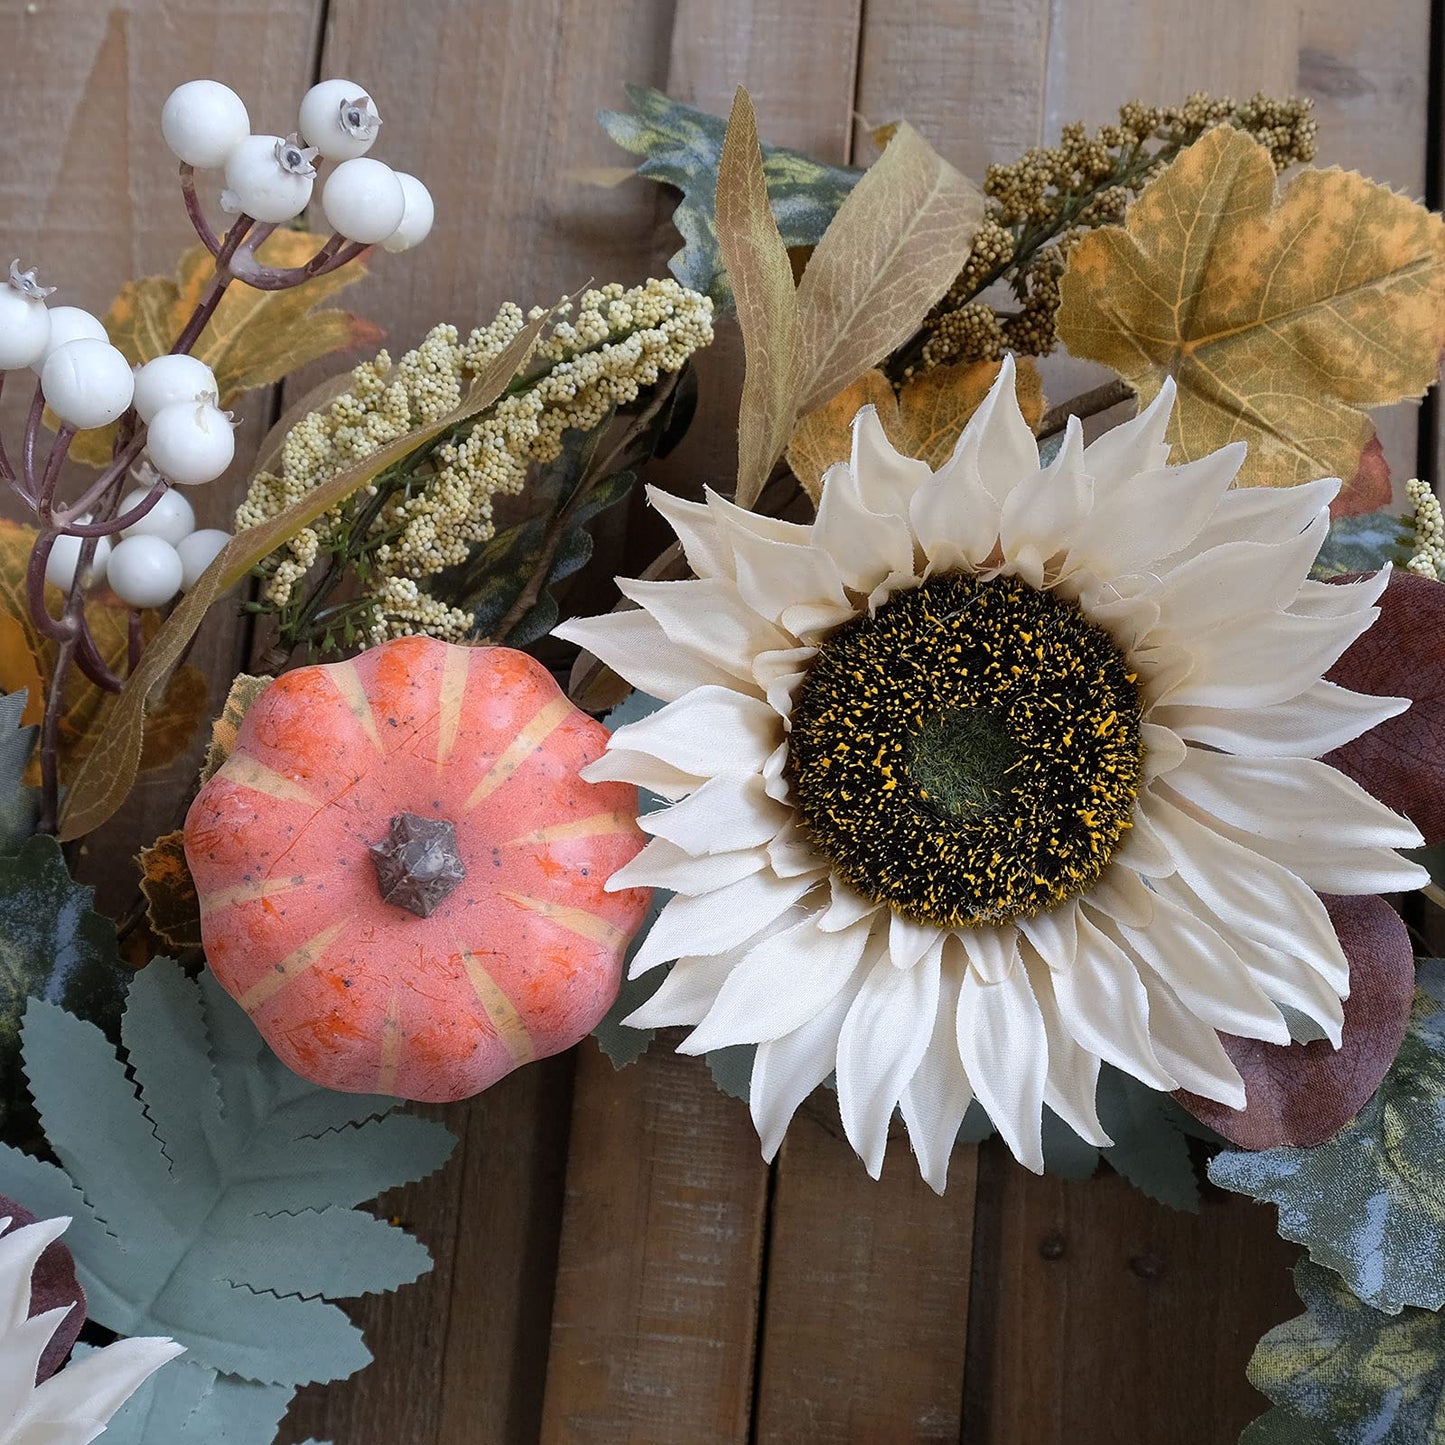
<box><xmin>183</xmin><ymin>636</ymin><xmax>650</xmax><ymax>1101</ymax></box>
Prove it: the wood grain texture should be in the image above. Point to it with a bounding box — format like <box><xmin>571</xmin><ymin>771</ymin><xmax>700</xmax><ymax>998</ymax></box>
<box><xmin>962</xmin><ymin>1148</ymin><xmax>1302</xmax><ymax>1445</ymax></box>
<box><xmin>753</xmin><ymin>1100</ymin><xmax>978</xmax><ymax>1443</ymax></box>
<box><xmin>539</xmin><ymin>1042</ymin><xmax>770</xmax><ymax>1444</ymax></box>
<box><xmin>0</xmin><ymin>0</ymin><xmax>326</xmax><ymax>910</ymax></box>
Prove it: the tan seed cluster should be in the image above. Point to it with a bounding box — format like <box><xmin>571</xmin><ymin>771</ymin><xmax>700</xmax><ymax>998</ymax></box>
<box><xmin>236</xmin><ymin>278</ymin><xmax>713</xmax><ymax>647</ymax></box>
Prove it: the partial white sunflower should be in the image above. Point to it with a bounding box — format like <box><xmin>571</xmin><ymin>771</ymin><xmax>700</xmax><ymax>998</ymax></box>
<box><xmin>556</xmin><ymin>357</ymin><xmax>1425</xmax><ymax>1190</ymax></box>
<box><xmin>0</xmin><ymin>1214</ymin><xmax>181</xmax><ymax>1444</ymax></box>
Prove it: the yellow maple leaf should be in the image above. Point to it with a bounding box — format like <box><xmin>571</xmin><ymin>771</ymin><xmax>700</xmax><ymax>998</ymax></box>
<box><xmin>67</xmin><ymin>231</ymin><xmax>382</xmax><ymax>466</ymax></box>
<box><xmin>0</xmin><ymin>519</ymin><xmax>208</xmax><ymax>784</ymax></box>
<box><xmin>786</xmin><ymin>358</ymin><xmax>1045</xmax><ymax>501</ymax></box>
<box><xmin>1057</xmin><ymin>126</ymin><xmax>1445</xmax><ymax>509</ymax></box>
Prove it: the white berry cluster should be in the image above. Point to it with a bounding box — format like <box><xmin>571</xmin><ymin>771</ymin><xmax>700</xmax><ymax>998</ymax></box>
<box><xmin>1407</xmin><ymin>477</ymin><xmax>1445</xmax><ymax>580</ymax></box>
<box><xmin>235</xmin><ymin>278</ymin><xmax>713</xmax><ymax>645</ymax></box>
<box><xmin>162</xmin><ymin>77</ymin><xmax>433</xmax><ymax>251</ymax></box>
<box><xmin>46</xmin><ymin>461</ymin><xmax>231</xmax><ymax>609</ymax></box>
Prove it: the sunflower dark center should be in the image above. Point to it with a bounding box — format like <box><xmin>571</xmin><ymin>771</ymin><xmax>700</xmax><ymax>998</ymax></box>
<box><xmin>784</xmin><ymin>571</ymin><xmax>1145</xmax><ymax>928</ymax></box>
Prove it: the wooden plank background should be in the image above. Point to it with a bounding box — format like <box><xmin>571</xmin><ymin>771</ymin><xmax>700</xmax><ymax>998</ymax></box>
<box><xmin>1</xmin><ymin>0</ymin><xmax>1438</xmax><ymax>1440</ymax></box>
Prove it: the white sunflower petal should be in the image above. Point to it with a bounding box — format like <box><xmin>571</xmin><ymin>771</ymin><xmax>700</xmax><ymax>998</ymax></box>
<box><xmin>646</xmin><ymin>484</ymin><xmax>733</xmax><ymax>579</ymax></box>
<box><xmin>629</xmin><ymin>869</ymin><xmax>821</xmax><ymax>976</ymax></box>
<box><xmin>998</xmin><ymin>424</ymin><xmax>1095</xmax><ymax>563</ymax></box>
<box><xmin>837</xmin><ymin>942</ymin><xmax>942</xmax><ymax>1177</ymax></box>
<box><xmin>1186</xmin><ymin>474</ymin><xmax>1340</xmax><ymax>554</ymax></box>
<box><xmin>1079</xmin><ymin>376</ymin><xmax>1174</xmax><ymax>487</ymax></box>
<box><xmin>898</xmin><ymin>944</ymin><xmax>973</xmax><ymax>1192</ymax></box>
<box><xmin>580</xmin><ymin>748</ymin><xmax>702</xmax><ymax>801</ymax></box>
<box><xmin>681</xmin><ymin>914</ymin><xmax>875</xmax><ymax>1052</ymax></box>
<box><xmin>819</xmin><ymin>876</ymin><xmax>883</xmax><ymax>932</ymax></box>
<box><xmin>603</xmin><ymin>685</ymin><xmax>780</xmax><ymax>782</ymax></box>
<box><xmin>957</xmin><ymin>962</ymin><xmax>1049</xmax><ymax>1172</ymax></box>
<box><xmin>553</xmin><ymin>610</ymin><xmax>742</xmax><ymax>701</ymax></box>
<box><xmin>618</xmin><ymin>576</ymin><xmax>792</xmax><ymax>683</ymax></box>
<box><xmin>889</xmin><ymin>910</ymin><xmax>938</xmax><ymax>970</ymax></box>
<box><xmin>1289</xmin><ymin>567</ymin><xmax>1391</xmax><ymax>619</ymax></box>
<box><xmin>957</xmin><ymin>922</ymin><xmax>1020</xmax><ymax>982</ymax></box>
<box><xmin>1156</xmin><ymin>680</ymin><xmax>1408</xmax><ymax>759</ymax></box>
<box><xmin>624</xmin><ymin>954</ymin><xmax>739</xmax><ymax>1030</ymax></box>
<box><xmin>605</xmin><ymin>835</ymin><xmax>764</xmax><ymax>895</ymax></box>
<box><xmin>641</xmin><ymin>774</ymin><xmax>790</xmax><ymax>855</ymax></box>
<box><xmin>953</xmin><ymin>355</ymin><xmax>1040</xmax><ymax>509</ymax></box>
<box><xmin>1028</xmin><ymin>954</ymin><xmax>1111</xmax><ymax>1147</ymax></box>
<box><xmin>751</xmin><ymin>958</ymin><xmax>870</xmax><ymax>1159</ymax></box>
<box><xmin>850</xmin><ymin>404</ymin><xmax>933</xmax><ymax>516</ymax></box>
<box><xmin>719</xmin><ymin>515</ymin><xmax>855</xmax><ymax>637</ymax></box>
<box><xmin>814</xmin><ymin>463</ymin><xmax>916</xmax><ymax>592</ymax></box>
<box><xmin>909</xmin><ymin>452</ymin><xmax>1002</xmax><ymax>574</ymax></box>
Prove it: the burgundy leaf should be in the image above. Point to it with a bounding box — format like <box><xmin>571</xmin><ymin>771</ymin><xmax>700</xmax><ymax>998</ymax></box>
<box><xmin>0</xmin><ymin>1194</ymin><xmax>86</xmax><ymax>1382</ymax></box>
<box><xmin>1326</xmin><ymin>570</ymin><xmax>1445</xmax><ymax>846</ymax></box>
<box><xmin>1331</xmin><ymin>431</ymin><xmax>1390</xmax><ymax>517</ymax></box>
<box><xmin>1175</xmin><ymin>894</ymin><xmax>1415</xmax><ymax>1149</ymax></box>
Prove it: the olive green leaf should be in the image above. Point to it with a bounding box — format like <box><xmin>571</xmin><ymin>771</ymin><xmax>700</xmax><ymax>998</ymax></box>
<box><xmin>1210</xmin><ymin>961</ymin><xmax>1445</xmax><ymax>1314</ymax></box>
<box><xmin>1246</xmin><ymin>1260</ymin><xmax>1445</xmax><ymax>1443</ymax></box>
<box><xmin>598</xmin><ymin>85</ymin><xmax>861</xmax><ymax>304</ymax></box>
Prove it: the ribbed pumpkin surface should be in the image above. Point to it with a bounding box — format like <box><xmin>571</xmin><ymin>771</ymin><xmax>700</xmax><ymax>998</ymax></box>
<box><xmin>184</xmin><ymin>636</ymin><xmax>649</xmax><ymax>1101</ymax></box>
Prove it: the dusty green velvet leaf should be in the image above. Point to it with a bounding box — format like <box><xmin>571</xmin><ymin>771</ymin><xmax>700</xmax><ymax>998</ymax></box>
<box><xmin>1210</xmin><ymin>962</ymin><xmax>1445</xmax><ymax>1314</ymax></box>
<box><xmin>0</xmin><ymin>961</ymin><xmax>456</xmax><ymax>1388</ymax></box>
<box><xmin>0</xmin><ymin>833</ymin><xmax>126</xmax><ymax>1151</ymax></box>
<box><xmin>0</xmin><ymin>691</ymin><xmax>37</xmax><ymax>853</ymax></box>
<box><xmin>1247</xmin><ymin>1260</ymin><xmax>1445</xmax><ymax>1442</ymax></box>
<box><xmin>1311</xmin><ymin>509</ymin><xmax>1414</xmax><ymax>579</ymax></box>
<box><xmin>599</xmin><ymin>85</ymin><xmax>862</xmax><ymax>304</ymax></box>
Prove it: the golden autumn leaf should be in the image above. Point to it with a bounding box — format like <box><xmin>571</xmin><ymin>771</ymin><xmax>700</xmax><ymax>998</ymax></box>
<box><xmin>67</xmin><ymin>231</ymin><xmax>383</xmax><ymax>466</ymax></box>
<box><xmin>0</xmin><ymin>520</ymin><xmax>208</xmax><ymax>784</ymax></box>
<box><xmin>786</xmin><ymin>358</ymin><xmax>1045</xmax><ymax>501</ymax></box>
<box><xmin>1057</xmin><ymin>126</ymin><xmax>1445</xmax><ymax>510</ymax></box>
<box><xmin>716</xmin><ymin>87</ymin><xmax>802</xmax><ymax>509</ymax></box>
<box><xmin>137</xmin><ymin>829</ymin><xmax>202</xmax><ymax>951</ymax></box>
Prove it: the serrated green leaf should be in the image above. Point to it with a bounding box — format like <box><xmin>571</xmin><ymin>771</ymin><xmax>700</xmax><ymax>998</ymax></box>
<box><xmin>0</xmin><ymin>834</ymin><xmax>126</xmax><ymax>1151</ymax></box>
<box><xmin>0</xmin><ymin>691</ymin><xmax>37</xmax><ymax>852</ymax></box>
<box><xmin>706</xmin><ymin>1044</ymin><xmax>755</xmax><ymax>1103</ymax></box>
<box><xmin>0</xmin><ymin>961</ymin><xmax>456</xmax><ymax>1388</ymax></box>
<box><xmin>1311</xmin><ymin>509</ymin><xmax>1415</xmax><ymax>579</ymax></box>
<box><xmin>599</xmin><ymin>85</ymin><xmax>861</xmax><ymax>304</ymax></box>
<box><xmin>1247</xmin><ymin>1260</ymin><xmax>1445</xmax><ymax>1443</ymax></box>
<box><xmin>1210</xmin><ymin>961</ymin><xmax>1445</xmax><ymax>1315</ymax></box>
<box><xmin>1096</xmin><ymin>1067</ymin><xmax>1202</xmax><ymax>1210</ymax></box>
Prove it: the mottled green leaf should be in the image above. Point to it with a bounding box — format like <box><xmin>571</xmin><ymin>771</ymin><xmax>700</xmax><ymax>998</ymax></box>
<box><xmin>0</xmin><ymin>834</ymin><xmax>125</xmax><ymax>1150</ymax></box>
<box><xmin>598</xmin><ymin>85</ymin><xmax>861</xmax><ymax>304</ymax></box>
<box><xmin>1210</xmin><ymin>961</ymin><xmax>1445</xmax><ymax>1314</ymax></box>
<box><xmin>1312</xmin><ymin>509</ymin><xmax>1415</xmax><ymax>579</ymax></box>
<box><xmin>1247</xmin><ymin>1260</ymin><xmax>1445</xmax><ymax>1443</ymax></box>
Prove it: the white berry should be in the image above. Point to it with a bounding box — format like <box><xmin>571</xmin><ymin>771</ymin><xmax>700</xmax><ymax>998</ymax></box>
<box><xmin>221</xmin><ymin>134</ymin><xmax>316</xmax><ymax>223</ymax></box>
<box><xmin>132</xmin><ymin>353</ymin><xmax>217</xmax><ymax>423</ymax></box>
<box><xmin>32</xmin><ymin>306</ymin><xmax>107</xmax><ymax>373</ymax></box>
<box><xmin>106</xmin><ymin>535</ymin><xmax>183</xmax><ymax>609</ymax></box>
<box><xmin>44</xmin><ymin>519</ymin><xmax>110</xmax><ymax>592</ymax></box>
<box><xmin>41</xmin><ymin>339</ymin><xmax>135</xmax><ymax>430</ymax></box>
<box><xmin>0</xmin><ymin>284</ymin><xmax>49</xmax><ymax>369</ymax></box>
<box><xmin>382</xmin><ymin>173</ymin><xmax>434</xmax><ymax>253</ymax></box>
<box><xmin>119</xmin><ymin>485</ymin><xmax>195</xmax><ymax>545</ymax></box>
<box><xmin>322</xmin><ymin>158</ymin><xmax>406</xmax><ymax>244</ymax></box>
<box><xmin>146</xmin><ymin>400</ymin><xmax>235</xmax><ymax>485</ymax></box>
<box><xmin>176</xmin><ymin>528</ymin><xmax>230</xmax><ymax>590</ymax></box>
<box><xmin>299</xmin><ymin>79</ymin><xmax>382</xmax><ymax>161</ymax></box>
<box><xmin>161</xmin><ymin>80</ymin><xmax>251</xmax><ymax>169</ymax></box>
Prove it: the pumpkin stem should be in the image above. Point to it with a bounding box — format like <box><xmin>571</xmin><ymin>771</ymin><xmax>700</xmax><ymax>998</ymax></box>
<box><xmin>369</xmin><ymin>813</ymin><xmax>466</xmax><ymax>918</ymax></box>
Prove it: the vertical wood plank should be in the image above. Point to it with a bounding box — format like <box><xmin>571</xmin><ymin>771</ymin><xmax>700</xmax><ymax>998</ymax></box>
<box><xmin>752</xmin><ymin>1098</ymin><xmax>978</xmax><ymax>1443</ymax></box>
<box><xmin>963</xmin><ymin>1150</ymin><xmax>1301</xmax><ymax>1445</ymax></box>
<box><xmin>539</xmin><ymin>1042</ymin><xmax>771</xmax><ymax>1444</ymax></box>
<box><xmin>0</xmin><ymin>0</ymin><xmax>326</xmax><ymax>911</ymax></box>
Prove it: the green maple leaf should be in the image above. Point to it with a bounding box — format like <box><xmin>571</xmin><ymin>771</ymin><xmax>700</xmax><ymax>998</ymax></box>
<box><xmin>1245</xmin><ymin>1260</ymin><xmax>1445</xmax><ymax>1442</ymax></box>
<box><xmin>1211</xmin><ymin>961</ymin><xmax>1445</xmax><ymax>1315</ymax></box>
<box><xmin>0</xmin><ymin>960</ymin><xmax>456</xmax><ymax>1387</ymax></box>
<box><xmin>598</xmin><ymin>85</ymin><xmax>861</xmax><ymax>304</ymax></box>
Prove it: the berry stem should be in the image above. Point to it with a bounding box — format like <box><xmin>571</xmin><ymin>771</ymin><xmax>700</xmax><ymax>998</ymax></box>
<box><xmin>179</xmin><ymin>163</ymin><xmax>224</xmax><ymax>257</ymax></box>
<box><xmin>0</xmin><ymin>373</ymin><xmax>13</xmax><ymax>484</ymax></box>
<box><xmin>57</xmin><ymin>479</ymin><xmax>168</xmax><ymax>536</ymax></box>
<box><xmin>21</xmin><ymin>383</ymin><xmax>45</xmax><ymax>503</ymax></box>
<box><xmin>51</xmin><ymin>431</ymin><xmax>148</xmax><ymax>528</ymax></box>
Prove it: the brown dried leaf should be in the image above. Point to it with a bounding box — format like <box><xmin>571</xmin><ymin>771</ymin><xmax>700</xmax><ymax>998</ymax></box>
<box><xmin>1058</xmin><ymin>127</ymin><xmax>1445</xmax><ymax>512</ymax></box>
<box><xmin>716</xmin><ymin>87</ymin><xmax>801</xmax><ymax>508</ymax></box>
<box><xmin>201</xmin><ymin>672</ymin><xmax>272</xmax><ymax>784</ymax></box>
<box><xmin>793</xmin><ymin>124</ymin><xmax>985</xmax><ymax>418</ymax></box>
<box><xmin>137</xmin><ymin>829</ymin><xmax>202</xmax><ymax>951</ymax></box>
<box><xmin>57</xmin><ymin>301</ymin><xmax>560</xmax><ymax>842</ymax></box>
<box><xmin>1326</xmin><ymin>570</ymin><xmax>1445</xmax><ymax>847</ymax></box>
<box><xmin>1175</xmin><ymin>894</ymin><xmax>1415</xmax><ymax>1149</ymax></box>
<box><xmin>786</xmin><ymin>359</ymin><xmax>1044</xmax><ymax>501</ymax></box>
<box><xmin>0</xmin><ymin>520</ymin><xmax>206</xmax><ymax>785</ymax></box>
<box><xmin>67</xmin><ymin>233</ymin><xmax>382</xmax><ymax>466</ymax></box>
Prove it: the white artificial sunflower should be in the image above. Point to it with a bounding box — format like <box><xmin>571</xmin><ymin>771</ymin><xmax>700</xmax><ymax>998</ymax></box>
<box><xmin>0</xmin><ymin>1214</ymin><xmax>181</xmax><ymax>1444</ymax></box>
<box><xmin>557</xmin><ymin>358</ymin><xmax>1426</xmax><ymax>1190</ymax></box>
